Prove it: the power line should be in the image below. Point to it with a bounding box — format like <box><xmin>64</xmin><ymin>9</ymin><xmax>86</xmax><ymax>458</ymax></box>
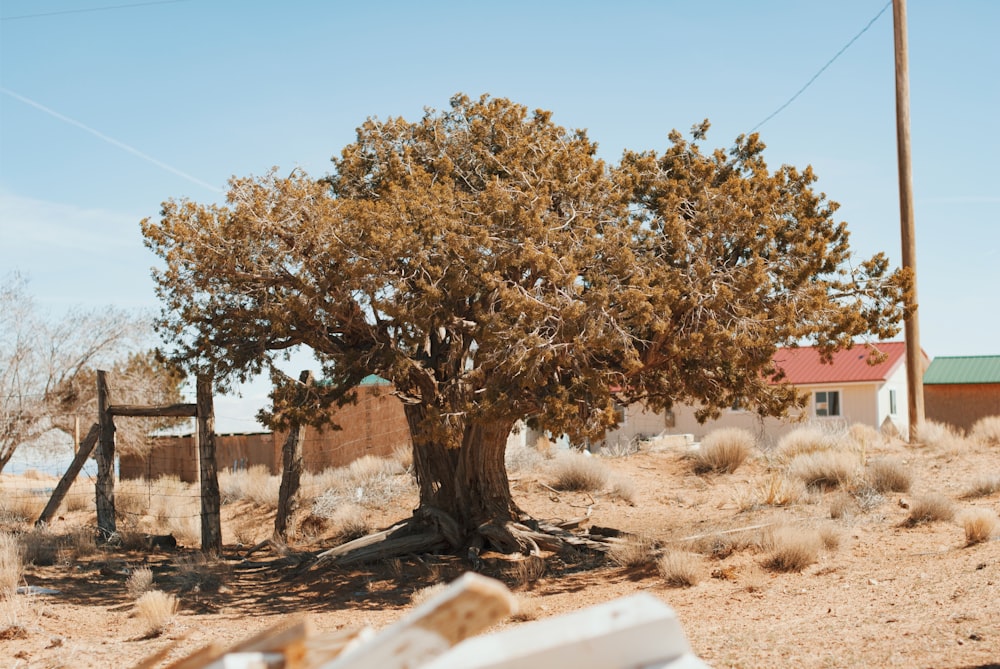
<box><xmin>750</xmin><ymin>1</ymin><xmax>892</xmax><ymax>133</ymax></box>
<box><xmin>0</xmin><ymin>0</ymin><xmax>190</xmax><ymax>22</ymax></box>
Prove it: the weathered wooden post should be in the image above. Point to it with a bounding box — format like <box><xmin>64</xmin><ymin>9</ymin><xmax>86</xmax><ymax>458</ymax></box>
<box><xmin>95</xmin><ymin>371</ymin><xmax>117</xmax><ymax>541</ymax></box>
<box><xmin>37</xmin><ymin>423</ymin><xmax>100</xmax><ymax>527</ymax></box>
<box><xmin>273</xmin><ymin>370</ymin><xmax>314</xmax><ymax>541</ymax></box>
<box><xmin>197</xmin><ymin>374</ymin><xmax>222</xmax><ymax>555</ymax></box>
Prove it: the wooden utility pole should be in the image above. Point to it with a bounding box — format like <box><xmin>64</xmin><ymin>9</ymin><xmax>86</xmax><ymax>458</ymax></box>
<box><xmin>197</xmin><ymin>374</ymin><xmax>222</xmax><ymax>556</ymax></box>
<box><xmin>95</xmin><ymin>371</ymin><xmax>117</xmax><ymax>541</ymax></box>
<box><xmin>893</xmin><ymin>0</ymin><xmax>924</xmax><ymax>441</ymax></box>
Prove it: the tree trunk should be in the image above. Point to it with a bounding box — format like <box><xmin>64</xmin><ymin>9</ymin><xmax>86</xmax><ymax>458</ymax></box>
<box><xmin>405</xmin><ymin>404</ymin><xmax>520</xmax><ymax>550</ymax></box>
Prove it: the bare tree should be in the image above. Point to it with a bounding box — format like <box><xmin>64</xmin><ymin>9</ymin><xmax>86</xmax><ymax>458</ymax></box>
<box><xmin>0</xmin><ymin>274</ymin><xmax>183</xmax><ymax>472</ymax></box>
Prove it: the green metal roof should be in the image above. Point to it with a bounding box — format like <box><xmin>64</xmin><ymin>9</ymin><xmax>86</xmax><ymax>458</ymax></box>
<box><xmin>360</xmin><ymin>374</ymin><xmax>391</xmax><ymax>386</ymax></box>
<box><xmin>923</xmin><ymin>356</ymin><xmax>1000</xmax><ymax>384</ymax></box>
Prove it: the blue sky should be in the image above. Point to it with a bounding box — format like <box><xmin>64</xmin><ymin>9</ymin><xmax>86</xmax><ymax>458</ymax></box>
<box><xmin>2</xmin><ymin>1</ymin><xmax>998</xmax><ymax>429</ymax></box>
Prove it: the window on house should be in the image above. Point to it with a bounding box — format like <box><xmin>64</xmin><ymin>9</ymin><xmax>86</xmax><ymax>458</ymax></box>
<box><xmin>815</xmin><ymin>390</ymin><xmax>841</xmax><ymax>417</ymax></box>
<box><xmin>889</xmin><ymin>389</ymin><xmax>897</xmax><ymax>415</ymax></box>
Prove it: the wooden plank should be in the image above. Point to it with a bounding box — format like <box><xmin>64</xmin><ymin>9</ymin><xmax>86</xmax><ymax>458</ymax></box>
<box><xmin>197</xmin><ymin>374</ymin><xmax>222</xmax><ymax>555</ymax></box>
<box><xmin>109</xmin><ymin>403</ymin><xmax>198</xmax><ymax>417</ymax></box>
<box><xmin>319</xmin><ymin>573</ymin><xmax>516</xmax><ymax>669</ymax></box>
<box><xmin>421</xmin><ymin>593</ymin><xmax>709</xmax><ymax>669</ymax></box>
<box><xmin>96</xmin><ymin>370</ymin><xmax>117</xmax><ymax>540</ymax></box>
<box><xmin>36</xmin><ymin>423</ymin><xmax>100</xmax><ymax>526</ymax></box>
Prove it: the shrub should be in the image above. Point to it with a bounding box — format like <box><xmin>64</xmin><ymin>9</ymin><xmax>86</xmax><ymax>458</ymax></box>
<box><xmin>789</xmin><ymin>451</ymin><xmax>859</xmax><ymax>490</ymax></box>
<box><xmin>960</xmin><ymin>508</ymin><xmax>998</xmax><ymax>545</ymax></box>
<box><xmin>970</xmin><ymin>416</ymin><xmax>1000</xmax><ymax>447</ymax></box>
<box><xmin>960</xmin><ymin>475</ymin><xmax>1000</xmax><ymax>499</ymax></box>
<box><xmin>127</xmin><ymin>567</ymin><xmax>155</xmax><ymax>598</ymax></box>
<box><xmin>607</xmin><ymin>535</ymin><xmax>657</xmax><ymax>568</ymax></box>
<box><xmin>608</xmin><ymin>477</ymin><xmax>638</xmax><ymax>505</ymax></box>
<box><xmin>657</xmin><ymin>551</ymin><xmax>702</xmax><ymax>587</ymax></box>
<box><xmin>865</xmin><ymin>458</ymin><xmax>912</xmax><ymax>493</ymax></box>
<box><xmin>219</xmin><ymin>465</ymin><xmax>280</xmax><ymax>508</ymax></box>
<box><xmin>775</xmin><ymin>426</ymin><xmax>842</xmax><ymax>460</ymax></box>
<box><xmin>135</xmin><ymin>590</ymin><xmax>178</xmax><ymax>637</ymax></box>
<box><xmin>913</xmin><ymin>420</ymin><xmax>964</xmax><ymax>450</ymax></box>
<box><xmin>691</xmin><ymin>428</ymin><xmax>754</xmax><ymax>474</ymax></box>
<box><xmin>548</xmin><ymin>451</ymin><xmax>609</xmax><ymax>492</ymax></box>
<box><xmin>904</xmin><ymin>493</ymin><xmax>955</xmax><ymax>526</ymax></box>
<box><xmin>0</xmin><ymin>533</ymin><xmax>23</xmax><ymax>596</ymax></box>
<box><xmin>762</xmin><ymin>526</ymin><xmax>821</xmax><ymax>572</ymax></box>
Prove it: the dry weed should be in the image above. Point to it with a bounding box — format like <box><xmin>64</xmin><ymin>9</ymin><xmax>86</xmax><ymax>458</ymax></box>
<box><xmin>762</xmin><ymin>525</ymin><xmax>821</xmax><ymax>572</ymax></box>
<box><xmin>219</xmin><ymin>465</ymin><xmax>280</xmax><ymax>508</ymax></box>
<box><xmin>829</xmin><ymin>492</ymin><xmax>855</xmax><ymax>519</ymax></box>
<box><xmin>135</xmin><ymin>590</ymin><xmax>178</xmax><ymax>637</ymax></box>
<box><xmin>742</xmin><ymin>564</ymin><xmax>769</xmax><ymax>593</ymax></box>
<box><xmin>409</xmin><ymin>582</ymin><xmax>446</xmax><ymax>606</ymax></box>
<box><xmin>127</xmin><ymin>567</ymin><xmax>155</xmax><ymax>597</ymax></box>
<box><xmin>913</xmin><ymin>420</ymin><xmax>965</xmax><ymax>450</ymax></box>
<box><xmin>548</xmin><ymin>451</ymin><xmax>609</xmax><ymax>492</ymax></box>
<box><xmin>505</xmin><ymin>442</ymin><xmax>545</xmax><ymax>474</ymax></box>
<box><xmin>173</xmin><ymin>554</ymin><xmax>228</xmax><ymax>593</ymax></box>
<box><xmin>960</xmin><ymin>508</ymin><xmax>998</xmax><ymax>545</ymax></box>
<box><xmin>657</xmin><ymin>551</ymin><xmax>702</xmax><ymax>587</ymax></box>
<box><xmin>325</xmin><ymin>503</ymin><xmax>372</xmax><ymax>542</ymax></box>
<box><xmin>0</xmin><ymin>533</ymin><xmax>23</xmax><ymax>595</ymax></box>
<box><xmin>817</xmin><ymin>524</ymin><xmax>842</xmax><ymax>551</ymax></box>
<box><xmin>691</xmin><ymin>428</ymin><xmax>754</xmax><ymax>474</ymax></box>
<box><xmin>960</xmin><ymin>475</ymin><xmax>1000</xmax><ymax>499</ymax></box>
<box><xmin>739</xmin><ymin>473</ymin><xmax>805</xmax><ymax>510</ymax></box>
<box><xmin>607</xmin><ymin>535</ymin><xmax>657</xmax><ymax>568</ymax></box>
<box><xmin>865</xmin><ymin>458</ymin><xmax>912</xmax><ymax>493</ymax></box>
<box><xmin>775</xmin><ymin>426</ymin><xmax>843</xmax><ymax>461</ymax></box>
<box><xmin>20</xmin><ymin>527</ymin><xmax>58</xmax><ymax>566</ymax></box>
<box><xmin>970</xmin><ymin>415</ymin><xmax>1000</xmax><ymax>447</ymax></box>
<box><xmin>608</xmin><ymin>477</ymin><xmax>638</xmax><ymax>505</ymax></box>
<box><xmin>789</xmin><ymin>450</ymin><xmax>859</xmax><ymax>490</ymax></box>
<box><xmin>904</xmin><ymin>493</ymin><xmax>955</xmax><ymax>526</ymax></box>
<box><xmin>0</xmin><ymin>491</ymin><xmax>44</xmax><ymax>524</ymax></box>
<box><xmin>61</xmin><ymin>480</ymin><xmax>95</xmax><ymax>513</ymax></box>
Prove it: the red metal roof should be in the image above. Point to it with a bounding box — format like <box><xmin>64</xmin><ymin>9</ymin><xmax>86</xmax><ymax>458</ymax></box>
<box><xmin>771</xmin><ymin>342</ymin><xmax>909</xmax><ymax>385</ymax></box>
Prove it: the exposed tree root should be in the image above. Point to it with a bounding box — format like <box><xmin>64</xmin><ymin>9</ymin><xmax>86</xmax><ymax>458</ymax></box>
<box><xmin>306</xmin><ymin>510</ymin><xmax>615</xmax><ymax>571</ymax></box>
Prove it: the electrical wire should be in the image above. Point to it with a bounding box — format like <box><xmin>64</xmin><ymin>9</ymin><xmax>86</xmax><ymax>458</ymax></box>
<box><xmin>0</xmin><ymin>0</ymin><xmax>190</xmax><ymax>22</ymax></box>
<box><xmin>750</xmin><ymin>1</ymin><xmax>892</xmax><ymax>133</ymax></box>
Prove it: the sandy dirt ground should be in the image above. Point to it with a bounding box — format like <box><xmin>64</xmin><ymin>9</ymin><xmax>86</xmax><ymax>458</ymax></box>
<box><xmin>2</xmin><ymin>431</ymin><xmax>998</xmax><ymax>668</ymax></box>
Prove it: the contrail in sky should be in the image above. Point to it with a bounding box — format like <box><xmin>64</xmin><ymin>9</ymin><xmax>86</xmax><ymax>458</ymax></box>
<box><xmin>1</xmin><ymin>87</ymin><xmax>223</xmax><ymax>194</ymax></box>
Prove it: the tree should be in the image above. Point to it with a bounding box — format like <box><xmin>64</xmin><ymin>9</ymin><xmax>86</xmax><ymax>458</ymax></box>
<box><xmin>142</xmin><ymin>94</ymin><xmax>909</xmax><ymax>558</ymax></box>
<box><xmin>0</xmin><ymin>274</ymin><xmax>183</xmax><ymax>472</ymax></box>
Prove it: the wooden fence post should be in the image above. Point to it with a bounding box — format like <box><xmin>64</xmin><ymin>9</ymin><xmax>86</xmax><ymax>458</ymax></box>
<box><xmin>96</xmin><ymin>371</ymin><xmax>117</xmax><ymax>541</ymax></box>
<box><xmin>273</xmin><ymin>370</ymin><xmax>314</xmax><ymax>541</ymax></box>
<box><xmin>197</xmin><ymin>374</ymin><xmax>222</xmax><ymax>555</ymax></box>
<box><xmin>36</xmin><ymin>423</ymin><xmax>100</xmax><ymax>527</ymax></box>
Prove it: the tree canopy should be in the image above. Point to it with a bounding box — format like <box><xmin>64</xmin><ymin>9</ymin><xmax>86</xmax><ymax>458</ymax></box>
<box><xmin>142</xmin><ymin>94</ymin><xmax>910</xmax><ymax>555</ymax></box>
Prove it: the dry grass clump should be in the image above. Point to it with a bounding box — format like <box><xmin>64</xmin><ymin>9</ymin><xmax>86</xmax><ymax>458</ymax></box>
<box><xmin>775</xmin><ymin>426</ymin><xmax>845</xmax><ymax>461</ymax></box>
<box><xmin>310</xmin><ymin>455</ymin><xmax>416</xmax><ymax>516</ymax></box>
<box><xmin>219</xmin><ymin>465</ymin><xmax>280</xmax><ymax>508</ymax></box>
<box><xmin>829</xmin><ymin>491</ymin><xmax>855</xmax><ymax>519</ymax></box>
<box><xmin>736</xmin><ymin>473</ymin><xmax>805</xmax><ymax>511</ymax></box>
<box><xmin>657</xmin><ymin>551</ymin><xmax>702</xmax><ymax>587</ymax></box>
<box><xmin>817</xmin><ymin>524</ymin><xmax>842</xmax><ymax>551</ymax></box>
<box><xmin>762</xmin><ymin>525</ymin><xmax>822</xmax><ymax>572</ymax></box>
<box><xmin>788</xmin><ymin>450</ymin><xmax>859</xmax><ymax>490</ymax></box>
<box><xmin>904</xmin><ymin>493</ymin><xmax>955</xmax><ymax>526</ymax></box>
<box><xmin>116</xmin><ymin>478</ymin><xmax>152</xmax><ymax>527</ymax></box>
<box><xmin>127</xmin><ymin>567</ymin><xmax>155</xmax><ymax>597</ymax></box>
<box><xmin>865</xmin><ymin>458</ymin><xmax>912</xmax><ymax>493</ymax></box>
<box><xmin>959</xmin><ymin>508</ymin><xmax>998</xmax><ymax>545</ymax></box>
<box><xmin>0</xmin><ymin>491</ymin><xmax>44</xmax><ymax>524</ymax></box>
<box><xmin>505</xmin><ymin>441</ymin><xmax>546</xmax><ymax>474</ymax></box>
<box><xmin>61</xmin><ymin>480</ymin><xmax>95</xmax><ymax>513</ymax></box>
<box><xmin>547</xmin><ymin>451</ymin><xmax>609</xmax><ymax>492</ymax></box>
<box><xmin>970</xmin><ymin>416</ymin><xmax>1000</xmax><ymax>447</ymax></box>
<box><xmin>912</xmin><ymin>420</ymin><xmax>965</xmax><ymax>450</ymax></box>
<box><xmin>608</xmin><ymin>476</ymin><xmax>638</xmax><ymax>505</ymax></box>
<box><xmin>691</xmin><ymin>428</ymin><xmax>754</xmax><ymax>474</ymax></box>
<box><xmin>848</xmin><ymin>423</ymin><xmax>884</xmax><ymax>453</ymax></box>
<box><xmin>172</xmin><ymin>554</ymin><xmax>229</xmax><ymax>593</ymax></box>
<box><xmin>20</xmin><ymin>527</ymin><xmax>59</xmax><ymax>566</ymax></box>
<box><xmin>0</xmin><ymin>533</ymin><xmax>23</xmax><ymax>595</ymax></box>
<box><xmin>135</xmin><ymin>590</ymin><xmax>178</xmax><ymax>637</ymax></box>
<box><xmin>325</xmin><ymin>503</ymin><xmax>373</xmax><ymax>543</ymax></box>
<box><xmin>607</xmin><ymin>535</ymin><xmax>658</xmax><ymax>568</ymax></box>
<box><xmin>960</xmin><ymin>475</ymin><xmax>1000</xmax><ymax>499</ymax></box>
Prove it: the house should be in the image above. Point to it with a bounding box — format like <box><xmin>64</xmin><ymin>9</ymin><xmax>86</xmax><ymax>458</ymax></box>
<box><xmin>662</xmin><ymin>341</ymin><xmax>922</xmax><ymax>445</ymax></box>
<box><xmin>923</xmin><ymin>355</ymin><xmax>1000</xmax><ymax>432</ymax></box>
